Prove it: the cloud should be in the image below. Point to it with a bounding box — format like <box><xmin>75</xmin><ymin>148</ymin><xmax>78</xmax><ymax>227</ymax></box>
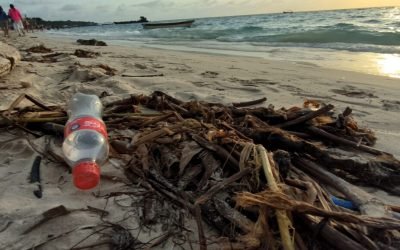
<box><xmin>116</xmin><ymin>4</ymin><xmax>128</xmax><ymax>12</ymax></box>
<box><xmin>60</xmin><ymin>4</ymin><xmax>80</xmax><ymax>11</ymax></box>
<box><xmin>130</xmin><ymin>0</ymin><xmax>177</xmax><ymax>9</ymax></box>
<box><xmin>96</xmin><ymin>5</ymin><xmax>109</xmax><ymax>11</ymax></box>
<box><xmin>14</xmin><ymin>0</ymin><xmax>58</xmax><ymax>4</ymax></box>
<box><xmin>131</xmin><ymin>0</ymin><xmax>161</xmax><ymax>8</ymax></box>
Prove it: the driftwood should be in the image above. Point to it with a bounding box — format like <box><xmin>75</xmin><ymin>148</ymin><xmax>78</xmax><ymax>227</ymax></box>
<box><xmin>235</xmin><ymin>191</ymin><xmax>400</xmax><ymax>229</ymax></box>
<box><xmin>121</xmin><ymin>73</ymin><xmax>164</xmax><ymax>77</ymax></box>
<box><xmin>295</xmin><ymin>156</ymin><xmax>389</xmax><ymax>217</ymax></box>
<box><xmin>308</xmin><ymin>126</ymin><xmax>385</xmax><ymax>155</ymax></box>
<box><xmin>237</xmin><ymin>124</ymin><xmax>400</xmax><ymax>195</ymax></box>
<box><xmin>2</xmin><ymin>90</ymin><xmax>400</xmax><ymax>250</ymax></box>
<box><xmin>301</xmin><ymin>215</ymin><xmax>365</xmax><ymax>250</ymax></box>
<box><xmin>195</xmin><ymin>167</ymin><xmax>252</xmax><ymax>205</ymax></box>
<box><xmin>277</xmin><ymin>104</ymin><xmax>334</xmax><ymax>128</ymax></box>
<box><xmin>232</xmin><ymin>97</ymin><xmax>267</xmax><ymax>108</ymax></box>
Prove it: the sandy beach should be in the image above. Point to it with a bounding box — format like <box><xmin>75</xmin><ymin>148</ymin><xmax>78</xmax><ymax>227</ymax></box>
<box><xmin>1</xmin><ymin>33</ymin><xmax>400</xmax><ymax>249</ymax></box>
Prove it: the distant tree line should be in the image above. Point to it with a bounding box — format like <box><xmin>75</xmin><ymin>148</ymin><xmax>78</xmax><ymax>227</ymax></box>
<box><xmin>27</xmin><ymin>17</ymin><xmax>98</xmax><ymax>29</ymax></box>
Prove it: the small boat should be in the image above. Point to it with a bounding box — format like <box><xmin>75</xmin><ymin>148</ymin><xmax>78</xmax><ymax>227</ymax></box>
<box><xmin>114</xmin><ymin>16</ymin><xmax>149</xmax><ymax>25</ymax></box>
<box><xmin>282</xmin><ymin>11</ymin><xmax>294</xmax><ymax>14</ymax></box>
<box><xmin>142</xmin><ymin>20</ymin><xmax>195</xmax><ymax>29</ymax></box>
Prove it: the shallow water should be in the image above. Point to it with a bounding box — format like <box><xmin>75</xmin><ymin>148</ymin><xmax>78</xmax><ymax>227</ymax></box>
<box><xmin>48</xmin><ymin>7</ymin><xmax>400</xmax><ymax>78</ymax></box>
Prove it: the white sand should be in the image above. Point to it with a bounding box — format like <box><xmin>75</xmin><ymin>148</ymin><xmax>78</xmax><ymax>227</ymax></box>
<box><xmin>0</xmin><ymin>34</ymin><xmax>399</xmax><ymax>249</ymax></box>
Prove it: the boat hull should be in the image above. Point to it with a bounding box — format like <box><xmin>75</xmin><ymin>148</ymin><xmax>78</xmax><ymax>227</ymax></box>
<box><xmin>142</xmin><ymin>20</ymin><xmax>195</xmax><ymax>29</ymax></box>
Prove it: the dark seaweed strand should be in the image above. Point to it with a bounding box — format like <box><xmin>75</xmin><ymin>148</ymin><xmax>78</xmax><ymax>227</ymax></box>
<box><xmin>30</xmin><ymin>155</ymin><xmax>43</xmax><ymax>198</ymax></box>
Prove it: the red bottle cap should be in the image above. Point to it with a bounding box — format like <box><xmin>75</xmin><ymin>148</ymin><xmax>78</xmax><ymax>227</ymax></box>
<box><xmin>72</xmin><ymin>162</ymin><xmax>100</xmax><ymax>190</ymax></box>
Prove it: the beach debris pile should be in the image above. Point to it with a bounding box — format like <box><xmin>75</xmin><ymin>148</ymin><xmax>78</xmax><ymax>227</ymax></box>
<box><xmin>77</xmin><ymin>39</ymin><xmax>108</xmax><ymax>46</ymax></box>
<box><xmin>1</xmin><ymin>91</ymin><xmax>400</xmax><ymax>250</ymax></box>
<box><xmin>25</xmin><ymin>44</ymin><xmax>53</xmax><ymax>53</ymax></box>
<box><xmin>74</xmin><ymin>49</ymin><xmax>100</xmax><ymax>58</ymax></box>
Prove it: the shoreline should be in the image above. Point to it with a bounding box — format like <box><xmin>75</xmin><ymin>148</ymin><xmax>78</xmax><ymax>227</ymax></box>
<box><xmin>45</xmin><ymin>32</ymin><xmax>400</xmax><ymax>79</ymax></box>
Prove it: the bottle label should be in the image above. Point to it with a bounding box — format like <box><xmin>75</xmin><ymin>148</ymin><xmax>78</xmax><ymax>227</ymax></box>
<box><xmin>65</xmin><ymin>117</ymin><xmax>108</xmax><ymax>139</ymax></box>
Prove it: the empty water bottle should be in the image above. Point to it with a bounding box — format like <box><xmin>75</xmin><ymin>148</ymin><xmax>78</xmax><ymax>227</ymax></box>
<box><xmin>62</xmin><ymin>93</ymin><xmax>109</xmax><ymax>190</ymax></box>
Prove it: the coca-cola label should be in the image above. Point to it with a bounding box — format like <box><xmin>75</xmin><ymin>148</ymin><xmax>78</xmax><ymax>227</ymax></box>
<box><xmin>65</xmin><ymin>117</ymin><xmax>108</xmax><ymax>139</ymax></box>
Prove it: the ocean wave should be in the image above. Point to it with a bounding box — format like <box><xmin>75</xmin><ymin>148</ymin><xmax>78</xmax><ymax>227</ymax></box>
<box><xmin>139</xmin><ymin>25</ymin><xmax>265</xmax><ymax>41</ymax></box>
<box><xmin>363</xmin><ymin>19</ymin><xmax>381</xmax><ymax>24</ymax></box>
<box><xmin>332</xmin><ymin>23</ymin><xmax>359</xmax><ymax>29</ymax></box>
<box><xmin>241</xmin><ymin>29</ymin><xmax>400</xmax><ymax>46</ymax></box>
<box><xmin>248</xmin><ymin>42</ymin><xmax>400</xmax><ymax>54</ymax></box>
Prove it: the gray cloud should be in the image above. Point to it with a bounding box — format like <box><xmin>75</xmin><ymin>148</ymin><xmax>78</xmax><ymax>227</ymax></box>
<box><xmin>60</xmin><ymin>4</ymin><xmax>80</xmax><ymax>11</ymax></box>
<box><xmin>130</xmin><ymin>0</ymin><xmax>177</xmax><ymax>9</ymax></box>
<box><xmin>96</xmin><ymin>5</ymin><xmax>109</xmax><ymax>11</ymax></box>
<box><xmin>15</xmin><ymin>0</ymin><xmax>58</xmax><ymax>4</ymax></box>
<box><xmin>116</xmin><ymin>4</ymin><xmax>128</xmax><ymax>12</ymax></box>
<box><xmin>131</xmin><ymin>0</ymin><xmax>161</xmax><ymax>8</ymax></box>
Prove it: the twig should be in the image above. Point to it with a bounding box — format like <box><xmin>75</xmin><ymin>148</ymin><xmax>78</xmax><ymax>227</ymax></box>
<box><xmin>302</xmin><ymin>215</ymin><xmax>364</xmax><ymax>250</ymax></box>
<box><xmin>232</xmin><ymin>97</ymin><xmax>267</xmax><ymax>108</ymax></box>
<box><xmin>4</xmin><ymin>94</ymin><xmax>26</xmax><ymax>116</ymax></box>
<box><xmin>12</xmin><ymin>117</ymin><xmax>68</xmax><ymax>123</ymax></box>
<box><xmin>70</xmin><ymin>226</ymin><xmax>109</xmax><ymax>249</ymax></box>
<box><xmin>277</xmin><ymin>104</ymin><xmax>334</xmax><ymax>128</ymax></box>
<box><xmin>71</xmin><ymin>241</ymin><xmax>110</xmax><ymax>250</ymax></box>
<box><xmin>195</xmin><ymin>167</ymin><xmax>252</xmax><ymax>205</ymax></box>
<box><xmin>236</xmin><ymin>191</ymin><xmax>400</xmax><ymax>229</ymax></box>
<box><xmin>152</xmin><ymin>91</ymin><xmax>184</xmax><ymax>106</ymax></box>
<box><xmin>213</xmin><ymin>194</ymin><xmax>255</xmax><ymax>233</ymax></box>
<box><xmin>295</xmin><ymin>157</ymin><xmax>389</xmax><ymax>217</ymax></box>
<box><xmin>195</xmin><ymin>205</ymin><xmax>207</xmax><ymax>250</ymax></box>
<box><xmin>121</xmin><ymin>73</ymin><xmax>164</xmax><ymax>77</ymax></box>
<box><xmin>308</xmin><ymin>126</ymin><xmax>386</xmax><ymax>155</ymax></box>
<box><xmin>140</xmin><ymin>112</ymin><xmax>175</xmax><ymax>127</ymax></box>
<box><xmin>23</xmin><ymin>205</ymin><xmax>70</xmax><ymax>234</ymax></box>
<box><xmin>144</xmin><ymin>232</ymin><xmax>173</xmax><ymax>249</ymax></box>
<box><xmin>25</xmin><ymin>94</ymin><xmax>53</xmax><ymax>111</ymax></box>
<box><xmin>192</xmin><ymin>134</ymin><xmax>240</xmax><ymax>170</ymax></box>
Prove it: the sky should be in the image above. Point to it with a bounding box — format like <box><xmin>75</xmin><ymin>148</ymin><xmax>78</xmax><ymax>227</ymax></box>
<box><xmin>0</xmin><ymin>0</ymin><xmax>398</xmax><ymax>22</ymax></box>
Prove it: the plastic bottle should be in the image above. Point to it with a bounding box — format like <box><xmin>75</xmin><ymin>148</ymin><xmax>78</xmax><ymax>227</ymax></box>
<box><xmin>62</xmin><ymin>93</ymin><xmax>109</xmax><ymax>190</ymax></box>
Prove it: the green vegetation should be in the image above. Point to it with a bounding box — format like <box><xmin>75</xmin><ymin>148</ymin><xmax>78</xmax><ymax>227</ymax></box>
<box><xmin>27</xmin><ymin>18</ymin><xmax>98</xmax><ymax>29</ymax></box>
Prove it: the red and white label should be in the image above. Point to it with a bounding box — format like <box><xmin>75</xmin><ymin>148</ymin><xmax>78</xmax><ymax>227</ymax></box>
<box><xmin>64</xmin><ymin>117</ymin><xmax>108</xmax><ymax>139</ymax></box>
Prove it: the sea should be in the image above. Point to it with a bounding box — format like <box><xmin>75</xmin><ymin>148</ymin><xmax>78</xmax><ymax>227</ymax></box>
<box><xmin>47</xmin><ymin>7</ymin><xmax>400</xmax><ymax>78</ymax></box>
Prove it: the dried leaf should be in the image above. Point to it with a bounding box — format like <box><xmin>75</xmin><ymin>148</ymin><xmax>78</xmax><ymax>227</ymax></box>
<box><xmin>179</xmin><ymin>141</ymin><xmax>203</xmax><ymax>176</ymax></box>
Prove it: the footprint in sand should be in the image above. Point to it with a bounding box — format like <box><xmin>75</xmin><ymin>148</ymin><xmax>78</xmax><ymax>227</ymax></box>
<box><xmin>229</xmin><ymin>77</ymin><xmax>280</xmax><ymax>93</ymax></box>
<box><xmin>280</xmin><ymin>84</ymin><xmax>304</xmax><ymax>94</ymax></box>
<box><xmin>151</xmin><ymin>63</ymin><xmax>165</xmax><ymax>69</ymax></box>
<box><xmin>331</xmin><ymin>86</ymin><xmax>378</xmax><ymax>98</ymax></box>
<box><xmin>190</xmin><ymin>81</ymin><xmax>212</xmax><ymax>88</ymax></box>
<box><xmin>201</xmin><ymin>71</ymin><xmax>219</xmax><ymax>78</ymax></box>
<box><xmin>230</xmin><ymin>77</ymin><xmax>278</xmax><ymax>87</ymax></box>
<box><xmin>381</xmin><ymin>100</ymin><xmax>400</xmax><ymax>111</ymax></box>
<box><xmin>173</xmin><ymin>66</ymin><xmax>193</xmax><ymax>73</ymax></box>
<box><xmin>134</xmin><ymin>63</ymin><xmax>147</xmax><ymax>69</ymax></box>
